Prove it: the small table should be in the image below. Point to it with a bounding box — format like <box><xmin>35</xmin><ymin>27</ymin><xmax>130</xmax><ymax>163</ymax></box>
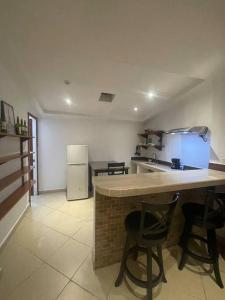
<box><xmin>89</xmin><ymin>161</ymin><xmax>129</xmax><ymax>191</ymax></box>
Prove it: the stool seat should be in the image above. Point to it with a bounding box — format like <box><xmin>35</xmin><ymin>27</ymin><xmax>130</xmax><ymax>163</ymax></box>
<box><xmin>182</xmin><ymin>202</ymin><xmax>225</xmax><ymax>229</ymax></box>
<box><xmin>125</xmin><ymin>211</ymin><xmax>168</xmax><ymax>241</ymax></box>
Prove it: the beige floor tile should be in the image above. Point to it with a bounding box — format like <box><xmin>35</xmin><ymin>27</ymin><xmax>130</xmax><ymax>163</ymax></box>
<box><xmin>13</xmin><ymin>216</ymin><xmax>47</xmax><ymax>238</ymax></box>
<box><xmin>8</xmin><ymin>263</ymin><xmax>69</xmax><ymax>300</ymax></box>
<box><xmin>25</xmin><ymin>203</ymin><xmax>55</xmax><ymax>221</ymax></box>
<box><xmin>73</xmin><ymin>220</ymin><xmax>94</xmax><ymax>247</ymax></box>
<box><xmin>72</xmin><ymin>255</ymin><xmax>119</xmax><ymax>300</ymax></box>
<box><xmin>202</xmin><ymin>271</ymin><xmax>225</xmax><ymax>300</ymax></box>
<box><xmin>58</xmin><ymin>281</ymin><xmax>98</xmax><ymax>300</ymax></box>
<box><xmin>32</xmin><ymin>192</ymin><xmax>66</xmax><ymax>202</ymax></box>
<box><xmin>32</xmin><ymin>193</ymin><xmax>66</xmax><ymax>210</ymax></box>
<box><xmin>0</xmin><ymin>242</ymin><xmax>42</xmax><ymax>299</ymax></box>
<box><xmin>10</xmin><ymin>217</ymin><xmax>69</xmax><ymax>260</ymax></box>
<box><xmin>59</xmin><ymin>198</ymin><xmax>94</xmax><ymax>220</ymax></box>
<box><xmin>9</xmin><ymin>217</ymin><xmax>51</xmax><ymax>250</ymax></box>
<box><xmin>26</xmin><ymin>227</ymin><xmax>69</xmax><ymax>261</ymax></box>
<box><xmin>46</xmin><ymin>238</ymin><xmax>90</xmax><ymax>278</ymax></box>
<box><xmin>42</xmin><ymin>210</ymin><xmax>83</xmax><ymax>236</ymax></box>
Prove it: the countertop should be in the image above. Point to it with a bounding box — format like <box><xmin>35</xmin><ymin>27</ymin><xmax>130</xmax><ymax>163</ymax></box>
<box><xmin>131</xmin><ymin>160</ymin><xmax>178</xmax><ymax>172</ymax></box>
<box><xmin>93</xmin><ymin>169</ymin><xmax>225</xmax><ymax>197</ymax></box>
<box><xmin>209</xmin><ymin>160</ymin><xmax>225</xmax><ymax>166</ymax></box>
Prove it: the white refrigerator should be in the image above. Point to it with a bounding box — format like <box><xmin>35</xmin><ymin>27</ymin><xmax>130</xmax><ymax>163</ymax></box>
<box><xmin>66</xmin><ymin>145</ymin><xmax>88</xmax><ymax>201</ymax></box>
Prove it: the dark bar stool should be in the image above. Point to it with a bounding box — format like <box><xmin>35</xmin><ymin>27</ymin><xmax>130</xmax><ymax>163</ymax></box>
<box><xmin>179</xmin><ymin>190</ymin><xmax>225</xmax><ymax>288</ymax></box>
<box><xmin>115</xmin><ymin>193</ymin><xmax>180</xmax><ymax>300</ymax></box>
<box><xmin>108</xmin><ymin>162</ymin><xmax>125</xmax><ymax>175</ymax></box>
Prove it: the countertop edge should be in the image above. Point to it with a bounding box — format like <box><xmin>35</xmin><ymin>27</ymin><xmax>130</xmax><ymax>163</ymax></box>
<box><xmin>94</xmin><ymin>178</ymin><xmax>225</xmax><ymax>197</ymax></box>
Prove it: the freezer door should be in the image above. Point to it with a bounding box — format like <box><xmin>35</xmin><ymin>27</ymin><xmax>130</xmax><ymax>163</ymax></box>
<box><xmin>67</xmin><ymin>145</ymin><xmax>88</xmax><ymax>164</ymax></box>
<box><xmin>67</xmin><ymin>165</ymin><xmax>88</xmax><ymax>200</ymax></box>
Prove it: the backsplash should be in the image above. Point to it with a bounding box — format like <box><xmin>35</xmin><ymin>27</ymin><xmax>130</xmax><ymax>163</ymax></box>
<box><xmin>145</xmin><ymin>133</ymin><xmax>210</xmax><ymax>169</ymax></box>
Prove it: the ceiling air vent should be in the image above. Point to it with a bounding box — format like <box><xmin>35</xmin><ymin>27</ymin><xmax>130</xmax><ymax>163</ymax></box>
<box><xmin>99</xmin><ymin>92</ymin><xmax>115</xmax><ymax>103</ymax></box>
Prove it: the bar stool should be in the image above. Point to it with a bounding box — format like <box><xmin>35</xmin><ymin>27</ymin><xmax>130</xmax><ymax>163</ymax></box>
<box><xmin>115</xmin><ymin>193</ymin><xmax>180</xmax><ymax>300</ymax></box>
<box><xmin>179</xmin><ymin>190</ymin><xmax>225</xmax><ymax>288</ymax></box>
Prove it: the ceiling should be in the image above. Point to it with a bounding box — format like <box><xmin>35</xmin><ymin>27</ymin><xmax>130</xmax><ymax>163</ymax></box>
<box><xmin>0</xmin><ymin>0</ymin><xmax>225</xmax><ymax>122</ymax></box>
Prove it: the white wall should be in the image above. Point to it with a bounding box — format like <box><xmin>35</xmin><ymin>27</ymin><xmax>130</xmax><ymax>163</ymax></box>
<box><xmin>39</xmin><ymin>117</ymin><xmax>142</xmax><ymax>191</ymax></box>
<box><xmin>210</xmin><ymin>67</ymin><xmax>225</xmax><ymax>161</ymax></box>
<box><xmin>0</xmin><ymin>61</ymin><xmax>37</xmax><ymax>246</ymax></box>
<box><xmin>144</xmin><ymin>67</ymin><xmax>225</xmax><ymax>165</ymax></box>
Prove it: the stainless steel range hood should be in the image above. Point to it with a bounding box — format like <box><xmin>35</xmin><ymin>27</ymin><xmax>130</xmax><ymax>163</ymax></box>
<box><xmin>165</xmin><ymin>126</ymin><xmax>208</xmax><ymax>142</ymax></box>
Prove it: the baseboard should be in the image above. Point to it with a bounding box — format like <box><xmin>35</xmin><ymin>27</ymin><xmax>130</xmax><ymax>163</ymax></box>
<box><xmin>0</xmin><ymin>202</ymin><xmax>29</xmax><ymax>249</ymax></box>
<box><xmin>39</xmin><ymin>189</ymin><xmax>66</xmax><ymax>194</ymax></box>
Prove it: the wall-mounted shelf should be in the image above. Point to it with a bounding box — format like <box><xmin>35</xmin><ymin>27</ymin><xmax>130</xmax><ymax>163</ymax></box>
<box><xmin>0</xmin><ymin>128</ymin><xmax>34</xmax><ymax>221</ymax></box>
<box><xmin>138</xmin><ymin>130</ymin><xmax>164</xmax><ymax>139</ymax></box>
<box><xmin>0</xmin><ymin>152</ymin><xmax>34</xmax><ymax>165</ymax></box>
<box><xmin>137</xmin><ymin>129</ymin><xmax>164</xmax><ymax>152</ymax></box>
<box><xmin>0</xmin><ymin>166</ymin><xmax>34</xmax><ymax>191</ymax></box>
<box><xmin>0</xmin><ymin>132</ymin><xmax>33</xmax><ymax>142</ymax></box>
<box><xmin>0</xmin><ymin>181</ymin><xmax>32</xmax><ymax>220</ymax></box>
<box><xmin>138</xmin><ymin>143</ymin><xmax>164</xmax><ymax>151</ymax></box>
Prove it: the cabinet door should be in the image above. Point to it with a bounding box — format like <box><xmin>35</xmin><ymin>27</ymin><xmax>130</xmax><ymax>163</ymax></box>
<box><xmin>67</xmin><ymin>165</ymin><xmax>88</xmax><ymax>200</ymax></box>
<box><xmin>67</xmin><ymin>145</ymin><xmax>88</xmax><ymax>164</ymax></box>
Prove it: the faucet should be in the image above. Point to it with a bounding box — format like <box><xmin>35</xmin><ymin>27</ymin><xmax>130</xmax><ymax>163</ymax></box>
<box><xmin>152</xmin><ymin>153</ymin><xmax>157</xmax><ymax>161</ymax></box>
<box><xmin>148</xmin><ymin>153</ymin><xmax>157</xmax><ymax>163</ymax></box>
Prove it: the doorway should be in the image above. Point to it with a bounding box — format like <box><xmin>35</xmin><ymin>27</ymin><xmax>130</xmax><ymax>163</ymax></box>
<box><xmin>28</xmin><ymin>113</ymin><xmax>39</xmax><ymax>196</ymax></box>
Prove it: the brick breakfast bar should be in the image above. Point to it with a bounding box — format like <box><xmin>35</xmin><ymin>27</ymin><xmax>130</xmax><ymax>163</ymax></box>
<box><xmin>92</xmin><ymin>169</ymin><xmax>225</xmax><ymax>269</ymax></box>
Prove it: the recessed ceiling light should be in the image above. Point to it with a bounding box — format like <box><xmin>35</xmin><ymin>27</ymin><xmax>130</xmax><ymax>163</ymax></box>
<box><xmin>64</xmin><ymin>80</ymin><xmax>71</xmax><ymax>85</ymax></box>
<box><xmin>134</xmin><ymin>107</ymin><xmax>138</xmax><ymax>112</ymax></box>
<box><xmin>148</xmin><ymin>91</ymin><xmax>156</xmax><ymax>99</ymax></box>
<box><xmin>65</xmin><ymin>98</ymin><xmax>72</xmax><ymax>105</ymax></box>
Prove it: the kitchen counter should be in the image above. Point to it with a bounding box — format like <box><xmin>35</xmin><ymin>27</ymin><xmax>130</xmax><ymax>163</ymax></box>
<box><xmin>93</xmin><ymin>168</ymin><xmax>225</xmax><ymax>269</ymax></box>
<box><xmin>93</xmin><ymin>169</ymin><xmax>225</xmax><ymax>198</ymax></box>
<box><xmin>132</xmin><ymin>159</ymin><xmax>178</xmax><ymax>172</ymax></box>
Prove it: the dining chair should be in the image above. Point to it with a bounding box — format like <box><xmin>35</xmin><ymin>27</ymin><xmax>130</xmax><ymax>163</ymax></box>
<box><xmin>108</xmin><ymin>162</ymin><xmax>125</xmax><ymax>175</ymax></box>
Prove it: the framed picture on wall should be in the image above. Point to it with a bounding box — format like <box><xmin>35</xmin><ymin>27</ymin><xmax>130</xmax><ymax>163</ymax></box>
<box><xmin>0</xmin><ymin>100</ymin><xmax>16</xmax><ymax>134</ymax></box>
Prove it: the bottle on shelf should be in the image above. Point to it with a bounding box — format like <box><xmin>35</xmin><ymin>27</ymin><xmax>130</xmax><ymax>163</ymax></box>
<box><xmin>0</xmin><ymin>101</ymin><xmax>7</xmax><ymax>133</ymax></box>
<box><xmin>15</xmin><ymin>116</ymin><xmax>21</xmax><ymax>135</ymax></box>
<box><xmin>20</xmin><ymin>118</ymin><xmax>24</xmax><ymax>135</ymax></box>
<box><xmin>24</xmin><ymin>120</ymin><xmax>28</xmax><ymax>136</ymax></box>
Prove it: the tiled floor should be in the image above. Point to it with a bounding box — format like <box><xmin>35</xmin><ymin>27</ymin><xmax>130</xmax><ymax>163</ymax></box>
<box><xmin>0</xmin><ymin>192</ymin><xmax>225</xmax><ymax>300</ymax></box>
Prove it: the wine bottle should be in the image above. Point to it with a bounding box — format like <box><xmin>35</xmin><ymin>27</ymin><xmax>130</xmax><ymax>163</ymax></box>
<box><xmin>20</xmin><ymin>118</ymin><xmax>24</xmax><ymax>135</ymax></box>
<box><xmin>24</xmin><ymin>120</ymin><xmax>27</xmax><ymax>135</ymax></box>
<box><xmin>22</xmin><ymin>120</ymin><xmax>25</xmax><ymax>135</ymax></box>
<box><xmin>15</xmin><ymin>116</ymin><xmax>20</xmax><ymax>135</ymax></box>
<box><xmin>0</xmin><ymin>102</ymin><xmax>7</xmax><ymax>133</ymax></box>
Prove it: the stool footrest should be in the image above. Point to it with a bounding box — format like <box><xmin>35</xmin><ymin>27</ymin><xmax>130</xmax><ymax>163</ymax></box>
<box><xmin>189</xmin><ymin>233</ymin><xmax>208</xmax><ymax>245</ymax></box>
<box><xmin>185</xmin><ymin>249</ymin><xmax>213</xmax><ymax>264</ymax></box>
<box><xmin>124</xmin><ymin>246</ymin><xmax>163</xmax><ymax>288</ymax></box>
<box><xmin>184</xmin><ymin>233</ymin><xmax>215</xmax><ymax>264</ymax></box>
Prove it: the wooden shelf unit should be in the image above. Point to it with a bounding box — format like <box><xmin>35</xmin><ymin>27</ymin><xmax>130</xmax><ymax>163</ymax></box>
<box><xmin>0</xmin><ymin>152</ymin><xmax>34</xmax><ymax>165</ymax></box>
<box><xmin>138</xmin><ymin>130</ymin><xmax>164</xmax><ymax>139</ymax></box>
<box><xmin>137</xmin><ymin>129</ymin><xmax>164</xmax><ymax>151</ymax></box>
<box><xmin>0</xmin><ymin>181</ymin><xmax>31</xmax><ymax>220</ymax></box>
<box><xmin>138</xmin><ymin>143</ymin><xmax>164</xmax><ymax>151</ymax></box>
<box><xmin>0</xmin><ymin>132</ymin><xmax>32</xmax><ymax>142</ymax></box>
<box><xmin>0</xmin><ymin>166</ymin><xmax>34</xmax><ymax>191</ymax></box>
<box><xmin>0</xmin><ymin>131</ymin><xmax>34</xmax><ymax>221</ymax></box>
